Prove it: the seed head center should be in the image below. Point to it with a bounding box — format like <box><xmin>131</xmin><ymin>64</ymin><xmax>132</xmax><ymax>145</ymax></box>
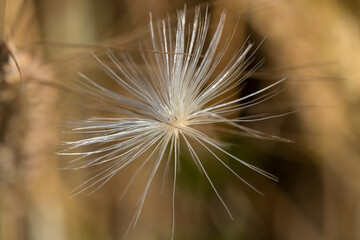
<box><xmin>168</xmin><ymin>116</ymin><xmax>188</xmax><ymax>132</ymax></box>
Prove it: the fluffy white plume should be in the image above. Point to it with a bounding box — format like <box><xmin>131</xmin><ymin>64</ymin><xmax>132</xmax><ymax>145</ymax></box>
<box><xmin>59</xmin><ymin>6</ymin><xmax>290</xmax><ymax>238</ymax></box>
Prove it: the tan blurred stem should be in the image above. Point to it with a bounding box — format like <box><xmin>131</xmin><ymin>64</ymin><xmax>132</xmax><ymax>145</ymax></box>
<box><xmin>249</xmin><ymin>0</ymin><xmax>360</xmax><ymax>238</ymax></box>
<box><xmin>0</xmin><ymin>0</ymin><xmax>98</xmax><ymax>239</ymax></box>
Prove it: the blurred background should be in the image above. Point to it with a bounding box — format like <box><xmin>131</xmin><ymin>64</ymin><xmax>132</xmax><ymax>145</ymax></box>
<box><xmin>0</xmin><ymin>0</ymin><xmax>360</xmax><ymax>239</ymax></box>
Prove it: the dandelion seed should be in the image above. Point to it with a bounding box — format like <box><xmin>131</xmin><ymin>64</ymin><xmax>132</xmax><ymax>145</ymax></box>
<box><xmin>60</xmin><ymin>5</ymin><xmax>291</xmax><ymax>238</ymax></box>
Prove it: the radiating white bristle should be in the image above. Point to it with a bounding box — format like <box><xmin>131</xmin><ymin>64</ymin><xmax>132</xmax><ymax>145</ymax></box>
<box><xmin>60</xmin><ymin>5</ymin><xmax>289</xmax><ymax>239</ymax></box>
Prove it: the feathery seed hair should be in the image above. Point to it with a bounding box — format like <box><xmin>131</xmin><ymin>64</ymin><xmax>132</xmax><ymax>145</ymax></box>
<box><xmin>60</xmin><ymin>5</ymin><xmax>290</xmax><ymax>237</ymax></box>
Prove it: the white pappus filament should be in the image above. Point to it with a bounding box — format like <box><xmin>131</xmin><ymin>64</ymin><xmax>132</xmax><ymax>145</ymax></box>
<box><xmin>59</xmin><ymin>6</ymin><xmax>291</xmax><ymax>238</ymax></box>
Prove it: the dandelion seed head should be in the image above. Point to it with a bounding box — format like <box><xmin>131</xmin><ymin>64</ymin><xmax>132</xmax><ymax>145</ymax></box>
<box><xmin>60</xmin><ymin>5</ymin><xmax>290</xmax><ymax>237</ymax></box>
